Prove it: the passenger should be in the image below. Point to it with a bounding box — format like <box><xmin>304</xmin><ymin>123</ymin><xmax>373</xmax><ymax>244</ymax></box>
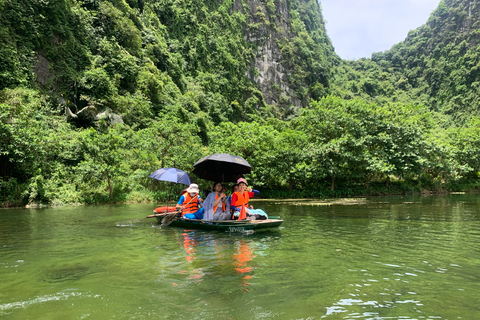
<box><xmin>230</xmin><ymin>178</ymin><xmax>266</xmax><ymax>220</ymax></box>
<box><xmin>176</xmin><ymin>183</ymin><xmax>204</xmax><ymax>219</ymax></box>
<box><xmin>203</xmin><ymin>182</ymin><xmax>231</xmax><ymax>221</ymax></box>
<box><xmin>228</xmin><ymin>184</ymin><xmax>239</xmax><ymax>205</ymax></box>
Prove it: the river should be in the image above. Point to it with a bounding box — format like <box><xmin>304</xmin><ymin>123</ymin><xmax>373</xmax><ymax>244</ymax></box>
<box><xmin>1</xmin><ymin>195</ymin><xmax>479</xmax><ymax>319</ymax></box>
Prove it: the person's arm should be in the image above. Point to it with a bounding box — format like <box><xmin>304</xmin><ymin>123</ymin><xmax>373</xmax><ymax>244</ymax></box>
<box><xmin>176</xmin><ymin>195</ymin><xmax>185</xmax><ymax>210</ymax></box>
<box><xmin>246</xmin><ymin>186</ymin><xmax>259</xmax><ymax>197</ymax></box>
<box><xmin>213</xmin><ymin>193</ymin><xmax>224</xmax><ymax>207</ymax></box>
<box><xmin>248</xmin><ymin>191</ymin><xmax>258</xmax><ymax>197</ymax></box>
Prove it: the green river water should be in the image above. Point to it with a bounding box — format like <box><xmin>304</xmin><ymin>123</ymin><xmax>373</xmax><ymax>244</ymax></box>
<box><xmin>1</xmin><ymin>195</ymin><xmax>479</xmax><ymax>319</ymax></box>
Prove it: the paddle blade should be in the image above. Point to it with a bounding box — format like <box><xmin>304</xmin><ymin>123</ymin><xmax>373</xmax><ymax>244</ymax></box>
<box><xmin>161</xmin><ymin>211</ymin><xmax>179</xmax><ymax>226</ymax></box>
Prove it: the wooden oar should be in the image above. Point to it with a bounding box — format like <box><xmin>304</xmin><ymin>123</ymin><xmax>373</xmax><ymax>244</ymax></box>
<box><xmin>116</xmin><ymin>208</ymin><xmax>181</xmax><ymax>225</ymax></box>
<box><xmin>145</xmin><ymin>213</ymin><xmax>173</xmax><ymax>219</ymax></box>
<box><xmin>161</xmin><ymin>210</ymin><xmax>181</xmax><ymax>226</ymax></box>
<box><xmin>116</xmin><ymin>213</ymin><xmax>167</xmax><ymax>225</ymax></box>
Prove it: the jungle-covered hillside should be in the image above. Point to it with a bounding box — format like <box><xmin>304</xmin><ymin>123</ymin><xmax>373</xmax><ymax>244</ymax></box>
<box><xmin>333</xmin><ymin>0</ymin><xmax>480</xmax><ymax>123</ymax></box>
<box><xmin>1</xmin><ymin>0</ymin><xmax>480</xmax><ymax>207</ymax></box>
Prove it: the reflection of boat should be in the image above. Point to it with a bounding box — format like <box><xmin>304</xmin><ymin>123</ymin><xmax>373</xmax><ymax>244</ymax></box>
<box><xmin>153</xmin><ymin>213</ymin><xmax>283</xmax><ymax>232</ymax></box>
<box><xmin>172</xmin><ymin>231</ymin><xmax>261</xmax><ymax>290</ymax></box>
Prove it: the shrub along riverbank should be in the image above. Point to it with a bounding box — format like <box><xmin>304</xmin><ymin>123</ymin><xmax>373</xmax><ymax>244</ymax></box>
<box><xmin>3</xmin><ymin>1</ymin><xmax>480</xmax><ymax>208</ymax></box>
<box><xmin>2</xmin><ymin>91</ymin><xmax>480</xmax><ymax>208</ymax></box>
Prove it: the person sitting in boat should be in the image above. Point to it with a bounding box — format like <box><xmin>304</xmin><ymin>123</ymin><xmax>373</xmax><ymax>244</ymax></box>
<box><xmin>228</xmin><ymin>184</ymin><xmax>239</xmax><ymax>205</ymax></box>
<box><xmin>176</xmin><ymin>183</ymin><xmax>204</xmax><ymax>219</ymax></box>
<box><xmin>202</xmin><ymin>182</ymin><xmax>231</xmax><ymax>221</ymax></box>
<box><xmin>229</xmin><ymin>181</ymin><xmax>258</xmax><ymax>209</ymax></box>
<box><xmin>230</xmin><ymin>178</ymin><xmax>267</xmax><ymax>220</ymax></box>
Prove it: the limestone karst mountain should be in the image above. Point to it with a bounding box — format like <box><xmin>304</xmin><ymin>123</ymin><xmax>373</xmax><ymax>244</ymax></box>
<box><xmin>0</xmin><ymin>0</ymin><xmax>336</xmax><ymax>122</ymax></box>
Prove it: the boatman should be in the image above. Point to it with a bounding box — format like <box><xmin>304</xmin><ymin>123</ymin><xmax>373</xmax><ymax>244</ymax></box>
<box><xmin>176</xmin><ymin>183</ymin><xmax>204</xmax><ymax>219</ymax></box>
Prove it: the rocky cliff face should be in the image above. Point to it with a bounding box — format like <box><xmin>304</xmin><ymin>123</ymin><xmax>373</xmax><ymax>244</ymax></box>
<box><xmin>14</xmin><ymin>0</ymin><xmax>333</xmax><ymax>123</ymax></box>
<box><xmin>239</xmin><ymin>0</ymin><xmax>302</xmax><ymax>109</ymax></box>
<box><xmin>423</xmin><ymin>0</ymin><xmax>480</xmax><ymax>51</ymax></box>
<box><xmin>238</xmin><ymin>0</ymin><xmax>334</xmax><ymax>115</ymax></box>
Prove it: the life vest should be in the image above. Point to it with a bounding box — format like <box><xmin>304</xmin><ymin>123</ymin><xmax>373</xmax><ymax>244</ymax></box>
<box><xmin>233</xmin><ymin>191</ymin><xmax>250</xmax><ymax>207</ymax></box>
<box><xmin>233</xmin><ymin>191</ymin><xmax>250</xmax><ymax>220</ymax></box>
<box><xmin>213</xmin><ymin>194</ymin><xmax>226</xmax><ymax>213</ymax></box>
<box><xmin>181</xmin><ymin>193</ymin><xmax>199</xmax><ymax>216</ymax></box>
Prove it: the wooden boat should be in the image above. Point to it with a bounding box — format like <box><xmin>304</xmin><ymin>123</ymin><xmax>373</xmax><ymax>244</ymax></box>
<box><xmin>152</xmin><ymin>212</ymin><xmax>283</xmax><ymax>232</ymax></box>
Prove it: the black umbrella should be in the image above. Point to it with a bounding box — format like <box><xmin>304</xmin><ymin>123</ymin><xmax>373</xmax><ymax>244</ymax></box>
<box><xmin>192</xmin><ymin>153</ymin><xmax>251</xmax><ymax>182</ymax></box>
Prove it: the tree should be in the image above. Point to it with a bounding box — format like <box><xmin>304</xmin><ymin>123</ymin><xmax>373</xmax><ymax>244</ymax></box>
<box><xmin>76</xmin><ymin>126</ymin><xmax>129</xmax><ymax>200</ymax></box>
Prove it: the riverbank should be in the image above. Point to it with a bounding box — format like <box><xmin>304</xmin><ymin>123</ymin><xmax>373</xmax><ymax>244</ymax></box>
<box><xmin>3</xmin><ymin>180</ymin><xmax>479</xmax><ymax>209</ymax></box>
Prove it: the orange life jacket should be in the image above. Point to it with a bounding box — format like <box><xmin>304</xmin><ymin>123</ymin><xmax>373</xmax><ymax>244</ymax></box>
<box><xmin>213</xmin><ymin>193</ymin><xmax>226</xmax><ymax>213</ymax></box>
<box><xmin>181</xmin><ymin>193</ymin><xmax>199</xmax><ymax>216</ymax></box>
<box><xmin>233</xmin><ymin>191</ymin><xmax>250</xmax><ymax>220</ymax></box>
<box><xmin>233</xmin><ymin>191</ymin><xmax>250</xmax><ymax>207</ymax></box>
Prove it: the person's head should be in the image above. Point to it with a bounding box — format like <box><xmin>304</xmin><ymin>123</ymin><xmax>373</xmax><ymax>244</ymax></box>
<box><xmin>232</xmin><ymin>184</ymin><xmax>239</xmax><ymax>193</ymax></box>
<box><xmin>213</xmin><ymin>182</ymin><xmax>223</xmax><ymax>193</ymax></box>
<box><xmin>186</xmin><ymin>183</ymin><xmax>199</xmax><ymax>196</ymax></box>
<box><xmin>237</xmin><ymin>178</ymin><xmax>247</xmax><ymax>192</ymax></box>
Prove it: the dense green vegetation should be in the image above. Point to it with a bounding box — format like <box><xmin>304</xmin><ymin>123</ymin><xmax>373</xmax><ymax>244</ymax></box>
<box><xmin>2</xmin><ymin>0</ymin><xmax>480</xmax><ymax>207</ymax></box>
<box><xmin>333</xmin><ymin>0</ymin><xmax>480</xmax><ymax>124</ymax></box>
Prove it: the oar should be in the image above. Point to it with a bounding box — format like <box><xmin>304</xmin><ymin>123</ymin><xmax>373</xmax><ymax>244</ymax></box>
<box><xmin>161</xmin><ymin>210</ymin><xmax>181</xmax><ymax>226</ymax></box>
<box><xmin>116</xmin><ymin>207</ymin><xmax>180</xmax><ymax>225</ymax></box>
<box><xmin>146</xmin><ymin>213</ymin><xmax>176</xmax><ymax>219</ymax></box>
<box><xmin>159</xmin><ymin>209</ymin><xmax>183</xmax><ymax>226</ymax></box>
<box><xmin>116</xmin><ymin>212</ymin><xmax>172</xmax><ymax>225</ymax></box>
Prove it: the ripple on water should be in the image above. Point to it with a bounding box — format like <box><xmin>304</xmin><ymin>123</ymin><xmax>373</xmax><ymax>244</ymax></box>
<box><xmin>0</xmin><ymin>290</ymin><xmax>101</xmax><ymax>314</ymax></box>
<box><xmin>40</xmin><ymin>263</ymin><xmax>92</xmax><ymax>283</ymax></box>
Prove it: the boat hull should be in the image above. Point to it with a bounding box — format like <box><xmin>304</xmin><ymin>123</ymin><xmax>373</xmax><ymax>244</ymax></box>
<box><xmin>154</xmin><ymin>215</ymin><xmax>283</xmax><ymax>232</ymax></box>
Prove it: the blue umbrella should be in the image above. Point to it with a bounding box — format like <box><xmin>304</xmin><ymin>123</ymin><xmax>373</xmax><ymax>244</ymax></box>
<box><xmin>149</xmin><ymin>168</ymin><xmax>191</xmax><ymax>185</ymax></box>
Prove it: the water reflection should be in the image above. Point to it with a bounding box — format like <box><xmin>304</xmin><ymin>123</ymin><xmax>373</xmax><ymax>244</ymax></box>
<box><xmin>157</xmin><ymin>229</ymin><xmax>280</xmax><ymax>296</ymax></box>
<box><xmin>233</xmin><ymin>241</ymin><xmax>254</xmax><ymax>292</ymax></box>
<box><xmin>2</xmin><ymin>198</ymin><xmax>480</xmax><ymax>319</ymax></box>
<box><xmin>181</xmin><ymin>230</ymin><xmax>198</xmax><ymax>262</ymax></box>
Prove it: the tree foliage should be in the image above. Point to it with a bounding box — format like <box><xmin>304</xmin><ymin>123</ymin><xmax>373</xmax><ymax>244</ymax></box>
<box><xmin>333</xmin><ymin>0</ymin><xmax>480</xmax><ymax>124</ymax></box>
<box><xmin>3</xmin><ymin>0</ymin><xmax>480</xmax><ymax>206</ymax></box>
